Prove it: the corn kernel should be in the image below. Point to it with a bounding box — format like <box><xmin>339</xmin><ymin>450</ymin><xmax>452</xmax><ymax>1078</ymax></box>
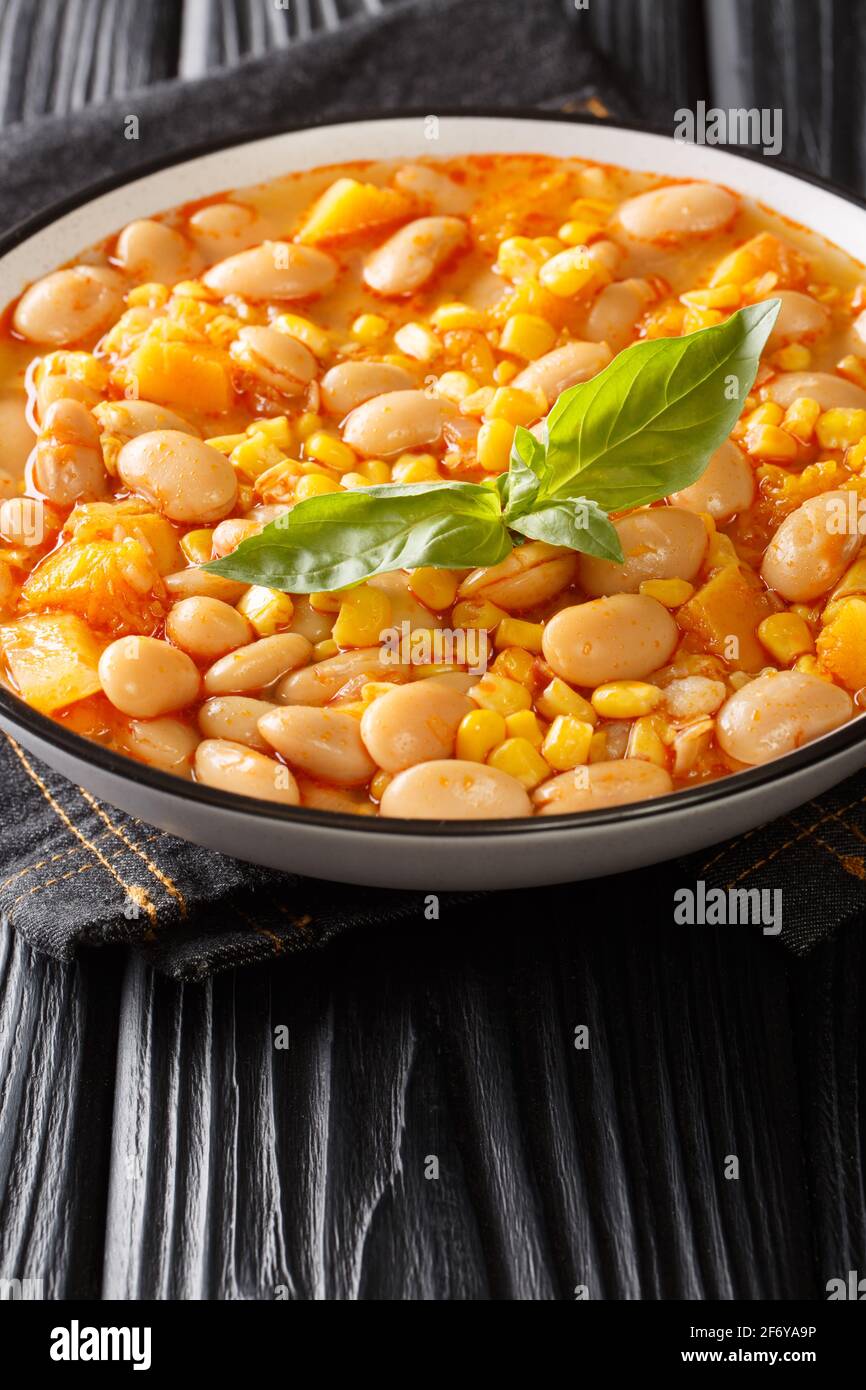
<box><xmin>487</xmin><ymin>736</ymin><xmax>550</xmax><ymax>790</ymax></box>
<box><xmin>370</xmin><ymin>769</ymin><xmax>392</xmax><ymax>801</ymax></box>
<box><xmin>491</xmin><ymin>646</ymin><xmax>535</xmax><ymax>685</ymax></box>
<box><xmin>782</xmin><ymin>396</ymin><xmax>821</xmax><ymax>443</ymax></box>
<box><xmin>306</xmin><ymin>432</ymin><xmax>357</xmax><ymax>473</ymax></box>
<box><xmin>846</xmin><ymin>438</ymin><xmax>866</xmax><ymax>473</ymax></box>
<box><xmin>567</xmin><ymin>196</ymin><xmax>615</xmax><ymax>221</ymax></box>
<box><xmin>341</xmin><ymin>472</ymin><xmax>369</xmax><ymax>489</ymax></box>
<box><xmin>484</xmin><ymin>385</ymin><xmax>545</xmax><ymax>427</ymax></box>
<box><xmin>393</xmin><ymin>321</ymin><xmax>441</xmax><ymax>362</ymax></box>
<box><xmin>452</xmin><ymin>597</ymin><xmax>507</xmax><ymax>630</ymax></box>
<box><xmin>745</xmin><ymin>423</ymin><xmax>798</xmax><ymax>462</ymax></box>
<box><xmin>591</xmin><ymin>681</ymin><xmax>663</xmax><ymax>719</ymax></box>
<box><xmin>493</xmin><ymin>360</ymin><xmax>519</xmax><ymax>385</ymax></box>
<box><xmin>494</xmin><ymin>616</ymin><xmax>544</xmax><ymax>653</ymax></box>
<box><xmin>476</xmin><ymin>418</ymin><xmax>515</xmax><ymax>473</ymax></box>
<box><xmin>588</xmin><ymin>729</ymin><xmax>608</xmax><ymax>762</ymax></box>
<box><xmin>296</xmin><ymin>473</ymin><xmax>341</xmax><ymax>500</ymax></box>
<box><xmin>626</xmin><ymin>716</ymin><xmax>668</xmax><ymax>767</ymax></box>
<box><xmin>408</xmin><ymin>566</ymin><xmax>459</xmax><ymax>611</ymax></box>
<box><xmin>556</xmin><ymin>220</ymin><xmax>598</xmax><ymax>248</ymax></box>
<box><xmin>274</xmin><ymin>312</ymin><xmax>331</xmax><ymax>358</ymax></box>
<box><xmin>332</xmin><ymin>584</ymin><xmax>392</xmax><ymax>648</ymax></box>
<box><xmin>816</xmin><ymin>408</ymin><xmax>866</xmax><ymax>450</ymax></box>
<box><xmin>536</xmin><ymin>677</ymin><xmax>597</xmax><ymax>724</ymax></box>
<box><xmin>352</xmin><ymin>313</ymin><xmax>389</xmax><ymax>343</ymax></box>
<box><xmin>538</xmin><ymin>246</ymin><xmax>602</xmax><ymax>299</ymax></box>
<box><xmin>313</xmin><ymin>638</ymin><xmax>339</xmax><ymax>659</ymax></box>
<box><xmin>638</xmin><ymin>578</ymin><xmax>694</xmax><ymax>607</ymax></box>
<box><xmin>771</xmin><ymin>343</ymin><xmax>812</xmax><ymax>371</ymax></box>
<box><xmin>456</xmin><ymin>708</ymin><xmax>507</xmax><ymax>762</ymax></box>
<box><xmin>436</xmin><ymin>371</ymin><xmax>479</xmax><ymax>404</ymax></box>
<box><xmin>682</xmin><ymin>307</ymin><xmax>724</xmax><ymax>334</ymax></box>
<box><xmin>498</xmin><ymin>313</ymin><xmax>557</xmax><ymax>361</ymax></box>
<box><xmin>236</xmin><ymin>585</ymin><xmax>295</xmax><ymax>637</ymax></box>
<box><xmin>296</xmin><ymin>412</ymin><xmax>323</xmax><ymax>441</ymax></box>
<box><xmin>391</xmin><ymin>453</ymin><xmax>441</xmax><ymax>483</ymax></box>
<box><xmin>230</xmin><ymin>431</ymin><xmax>285</xmax><ymax>479</ymax></box>
<box><xmin>505</xmin><ymin>709</ymin><xmax>544</xmax><ymax>748</ymax></box>
<box><xmin>459</xmin><ymin>386</ymin><xmax>496</xmax><ymax>417</ymax></box>
<box><xmin>793</xmin><ymin>654</ymin><xmax>835</xmax><ymax>681</ymax></box>
<box><xmin>541</xmin><ymin>715</ymin><xmax>594</xmax><ymax>770</ymax></box>
<box><xmin>468</xmin><ymin>672</ymin><xmax>532</xmax><ymax>716</ymax></box>
<box><xmin>747</xmin><ymin>402</ymin><xmax>784</xmax><ymax>430</ymax></box>
<box><xmin>181</xmin><ymin>528</ymin><xmax>214</xmax><ymax>565</ymax></box>
<box><xmin>757</xmin><ymin>611</ymin><xmax>815</xmax><ymax>664</ymax></box>
<box><xmin>310</xmin><ymin>590</ymin><xmax>343</xmax><ymax>614</ymax></box>
<box><xmin>680</xmin><ymin>285</ymin><xmax>741</xmax><ymax>310</ymax></box>
<box><xmin>495</xmin><ymin>236</ymin><xmax>546</xmax><ymax>283</ymax></box>
<box><xmin>250</xmin><ymin>415</ymin><xmax>293</xmax><ymax>449</ymax></box>
<box><xmin>359</xmin><ymin>458</ymin><xmax>391</xmax><ymax>484</ymax></box>
<box><xmin>431</xmin><ymin>302</ymin><xmax>485</xmax><ymax>331</ymax></box>
<box><xmin>204</xmin><ymin>432</ymin><xmax>247</xmax><ymax>454</ymax></box>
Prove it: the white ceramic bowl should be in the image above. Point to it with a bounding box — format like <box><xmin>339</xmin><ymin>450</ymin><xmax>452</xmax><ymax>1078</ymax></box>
<box><xmin>3</xmin><ymin>112</ymin><xmax>866</xmax><ymax>889</ymax></box>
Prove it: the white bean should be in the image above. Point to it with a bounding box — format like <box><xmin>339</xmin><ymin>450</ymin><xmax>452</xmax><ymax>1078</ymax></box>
<box><xmin>512</xmin><ymin>341</ymin><xmax>611</xmax><ymax>406</ymax></box>
<box><xmin>578</xmin><ymin>507</ymin><xmax>707</xmax><ymax>597</ymax></box>
<box><xmin>761</xmin><ymin>491</ymin><xmax>861</xmax><ymax>601</ymax></box>
<box><xmin>166</xmin><ymin>596</ymin><xmax>253</xmax><ymax>661</ymax></box>
<box><xmin>99</xmin><ymin>635</ymin><xmax>200</xmax><ymax>717</ymax></box>
<box><xmin>380</xmin><ymin>760</ymin><xmax>532</xmax><ymax>819</ymax></box>
<box><xmin>766</xmin><ymin>371</ymin><xmax>866</xmax><ymax>411</ymax></box>
<box><xmin>203</xmin><ymin>633</ymin><xmax>312</xmax><ymax>695</ymax></box>
<box><xmin>276</xmin><ymin>645</ymin><xmax>409</xmax><ymax>705</ymax></box>
<box><xmin>115</xmin><ymin>219</ymin><xmax>202</xmax><ymax>284</ymax></box>
<box><xmin>188</xmin><ymin>202</ymin><xmax>269</xmax><ymax>259</ymax></box>
<box><xmin>359</xmin><ymin>679</ymin><xmax>473</xmax><ymax>772</ymax></box>
<box><xmin>765</xmin><ymin>290</ymin><xmax>830</xmax><ymax>349</ymax></box>
<box><xmin>28</xmin><ymin>398</ymin><xmax>108</xmax><ymax>506</ymax></box>
<box><xmin>258</xmin><ymin>706</ymin><xmax>376</xmax><ymax>785</ymax></box>
<box><xmin>669</xmin><ymin>439</ymin><xmax>754</xmax><ymax>522</ymax></box>
<box><xmin>320</xmin><ymin>361</ymin><xmax>416</xmax><ymax>418</ymax></box>
<box><xmin>583</xmin><ymin>278</ymin><xmax>654</xmax><ymax>351</ymax></box>
<box><xmin>392</xmin><ymin>165</ymin><xmax>473</xmax><ymax>214</ymax></box>
<box><xmin>117</xmin><ymin>430</ymin><xmax>238</xmax><ymax>523</ymax></box>
<box><xmin>534</xmin><ymin>760</ymin><xmax>673</xmax><ymax>814</ymax></box>
<box><xmin>617</xmin><ymin>183</ymin><xmax>737</xmax><ymax>242</ymax></box>
<box><xmin>342</xmin><ymin>390</ymin><xmax>441</xmax><ymax>457</ymax></box>
<box><xmin>122</xmin><ymin>717</ymin><xmax>200</xmax><ymax>774</ymax></box>
<box><xmin>459</xmin><ymin>540</ymin><xmax>577</xmax><ymax>611</ymax></box>
<box><xmin>198</xmin><ymin>696</ymin><xmax>275</xmax><ymax>750</ymax></box>
<box><xmin>229</xmin><ymin>325</ymin><xmax>317</xmax><ymax>395</ymax></box>
<box><xmin>542</xmin><ymin>594</ymin><xmax>679</xmax><ymax>686</ymax></box>
<box><xmin>194</xmin><ymin>739</ymin><xmax>300</xmax><ymax>805</ymax></box>
<box><xmin>363</xmin><ymin>216</ymin><xmax>468</xmax><ymax>296</ymax></box>
<box><xmin>94</xmin><ymin>399</ymin><xmax>200</xmax><ymax>442</ymax></box>
<box><xmin>13</xmin><ymin>266</ymin><xmax>124</xmax><ymax>345</ymax></box>
<box><xmin>165</xmin><ymin>567</ymin><xmax>247</xmax><ymax>604</ymax></box>
<box><xmin>716</xmin><ymin>670</ymin><xmax>853</xmax><ymax>764</ymax></box>
<box><xmin>202</xmin><ymin>241</ymin><xmax>337</xmax><ymax>300</ymax></box>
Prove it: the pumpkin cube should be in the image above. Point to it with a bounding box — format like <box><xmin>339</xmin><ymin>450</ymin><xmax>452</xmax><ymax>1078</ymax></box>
<box><xmin>1</xmin><ymin>612</ymin><xmax>104</xmax><ymax>713</ymax></box>
<box><xmin>126</xmin><ymin>339</ymin><xmax>232</xmax><ymax>415</ymax></box>
<box><xmin>21</xmin><ymin>538</ymin><xmax>165</xmax><ymax>636</ymax></box>
<box><xmin>676</xmin><ymin>564</ymin><xmax>776</xmax><ymax>672</ymax></box>
<box><xmin>296</xmin><ymin>178</ymin><xmax>415</xmax><ymax>244</ymax></box>
<box><xmin>64</xmin><ymin>500</ymin><xmax>184</xmax><ymax>575</ymax></box>
<box><xmin>816</xmin><ymin>597</ymin><xmax>866</xmax><ymax>690</ymax></box>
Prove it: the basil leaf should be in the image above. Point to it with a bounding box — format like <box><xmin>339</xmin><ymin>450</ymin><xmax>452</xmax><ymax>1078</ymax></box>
<box><xmin>509</xmin><ymin>496</ymin><xmax>624</xmax><ymax>563</ymax></box>
<box><xmin>541</xmin><ymin>299</ymin><xmax>780</xmax><ymax>511</ymax></box>
<box><xmin>497</xmin><ymin>426</ymin><xmax>544</xmax><ymax>519</ymax></box>
<box><xmin>205</xmin><ymin>481</ymin><xmax>512</xmax><ymax>593</ymax></box>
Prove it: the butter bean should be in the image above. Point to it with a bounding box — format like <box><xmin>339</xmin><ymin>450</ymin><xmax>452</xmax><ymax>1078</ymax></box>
<box><xmin>578</xmin><ymin>507</ymin><xmax>707</xmax><ymax>597</ymax></box>
<box><xmin>459</xmin><ymin>540</ymin><xmax>577</xmax><ymax>611</ymax></box>
<box><xmin>166</xmin><ymin>596</ymin><xmax>253</xmax><ymax>661</ymax></box>
<box><xmin>716</xmin><ymin>670</ymin><xmax>853</xmax><ymax>765</ymax></box>
<box><xmin>198</xmin><ymin>695</ymin><xmax>275</xmax><ymax>751</ymax></box>
<box><xmin>380</xmin><ymin>760</ymin><xmax>532</xmax><ymax>818</ymax></box>
<box><xmin>617</xmin><ymin>183</ymin><xmax>737</xmax><ymax>242</ymax></box>
<box><xmin>203</xmin><ymin>633</ymin><xmax>312</xmax><ymax>695</ymax></box>
<box><xmin>320</xmin><ymin>361</ymin><xmax>416</xmax><ymax>418</ymax></box>
<box><xmin>99</xmin><ymin>635</ymin><xmax>200</xmax><ymax>716</ymax></box>
<box><xmin>363</xmin><ymin>217</ymin><xmax>468</xmax><ymax>296</ymax></box>
<box><xmin>122</xmin><ymin>717</ymin><xmax>200</xmax><ymax>774</ymax></box>
<box><xmin>165</xmin><ymin>567</ymin><xmax>247</xmax><ymax>604</ymax></box>
<box><xmin>194</xmin><ymin>739</ymin><xmax>300</xmax><ymax>805</ymax></box>
<box><xmin>117</xmin><ymin>430</ymin><xmax>238</xmax><ymax>523</ymax></box>
<box><xmin>258</xmin><ymin>706</ymin><xmax>376</xmax><ymax>785</ymax></box>
<box><xmin>669</xmin><ymin>439</ymin><xmax>754</xmax><ymax>522</ymax></box>
<box><xmin>115</xmin><ymin>219</ymin><xmax>202</xmax><ymax>284</ymax></box>
<box><xmin>766</xmin><ymin>290</ymin><xmax>830</xmax><ymax>349</ymax></box>
<box><xmin>94</xmin><ymin>399</ymin><xmax>200</xmax><ymax>442</ymax></box>
<box><xmin>512</xmin><ymin>341</ymin><xmax>611</xmax><ymax>406</ymax></box>
<box><xmin>342</xmin><ymin>390</ymin><xmax>441</xmax><ymax>457</ymax></box>
<box><xmin>360</xmin><ymin>679</ymin><xmax>473</xmax><ymax>772</ymax></box>
<box><xmin>188</xmin><ymin>202</ymin><xmax>269</xmax><ymax>258</ymax></box>
<box><xmin>392</xmin><ymin>165</ymin><xmax>473</xmax><ymax>214</ymax></box>
<box><xmin>583</xmin><ymin>278</ymin><xmax>654</xmax><ymax>351</ymax></box>
<box><xmin>13</xmin><ymin>266</ymin><xmax>124</xmax><ymax>345</ymax></box>
<box><xmin>276</xmin><ymin>645</ymin><xmax>409</xmax><ymax>705</ymax></box>
<box><xmin>766</xmin><ymin>371</ymin><xmax>866</xmax><ymax>411</ymax></box>
<box><xmin>203</xmin><ymin>241</ymin><xmax>337</xmax><ymax>300</ymax></box>
<box><xmin>229</xmin><ymin>325</ymin><xmax>317</xmax><ymax>395</ymax></box>
<box><xmin>534</xmin><ymin>759</ymin><xmax>673</xmax><ymax>814</ymax></box>
<box><xmin>542</xmin><ymin>594</ymin><xmax>679</xmax><ymax>686</ymax></box>
<box><xmin>29</xmin><ymin>398</ymin><xmax>108</xmax><ymax>506</ymax></box>
<box><xmin>761</xmin><ymin>491</ymin><xmax>860</xmax><ymax>601</ymax></box>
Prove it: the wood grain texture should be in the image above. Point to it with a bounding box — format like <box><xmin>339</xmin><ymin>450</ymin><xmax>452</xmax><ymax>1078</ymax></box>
<box><xmin>2</xmin><ymin>904</ymin><xmax>860</xmax><ymax>1300</ymax></box>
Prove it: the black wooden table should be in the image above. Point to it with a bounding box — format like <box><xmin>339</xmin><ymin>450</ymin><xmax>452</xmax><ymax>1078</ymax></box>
<box><xmin>1</xmin><ymin>0</ymin><xmax>865</xmax><ymax>1302</ymax></box>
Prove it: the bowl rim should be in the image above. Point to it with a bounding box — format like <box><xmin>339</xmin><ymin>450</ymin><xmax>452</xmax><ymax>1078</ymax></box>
<box><xmin>3</xmin><ymin>104</ymin><xmax>866</xmax><ymax>840</ymax></box>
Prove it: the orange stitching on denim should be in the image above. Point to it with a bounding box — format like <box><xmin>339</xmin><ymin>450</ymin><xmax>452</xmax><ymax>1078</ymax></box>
<box><xmin>77</xmin><ymin>787</ymin><xmax>188</xmax><ymax>918</ymax></box>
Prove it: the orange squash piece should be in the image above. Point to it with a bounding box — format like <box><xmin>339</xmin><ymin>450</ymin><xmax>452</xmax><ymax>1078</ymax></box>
<box><xmin>296</xmin><ymin>178</ymin><xmax>415</xmax><ymax>244</ymax></box>
<box><xmin>127</xmin><ymin>340</ymin><xmax>232</xmax><ymax>415</ymax></box>
<box><xmin>64</xmin><ymin>500</ymin><xmax>184</xmax><ymax>576</ymax></box>
<box><xmin>21</xmin><ymin>538</ymin><xmax>165</xmax><ymax>636</ymax></box>
<box><xmin>1</xmin><ymin>612</ymin><xmax>105</xmax><ymax>713</ymax></box>
<box><xmin>816</xmin><ymin>597</ymin><xmax>866</xmax><ymax>690</ymax></box>
<box><xmin>677</xmin><ymin>564</ymin><xmax>776</xmax><ymax>672</ymax></box>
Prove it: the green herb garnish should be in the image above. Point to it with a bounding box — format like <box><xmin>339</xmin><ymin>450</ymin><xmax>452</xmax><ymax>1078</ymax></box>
<box><xmin>206</xmin><ymin>300</ymin><xmax>779</xmax><ymax>592</ymax></box>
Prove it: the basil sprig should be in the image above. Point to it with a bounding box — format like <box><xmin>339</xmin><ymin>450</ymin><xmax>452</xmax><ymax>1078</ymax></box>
<box><xmin>206</xmin><ymin>300</ymin><xmax>779</xmax><ymax>593</ymax></box>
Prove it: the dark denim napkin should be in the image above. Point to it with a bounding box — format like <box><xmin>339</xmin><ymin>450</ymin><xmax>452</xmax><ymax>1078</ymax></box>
<box><xmin>0</xmin><ymin>0</ymin><xmax>861</xmax><ymax>976</ymax></box>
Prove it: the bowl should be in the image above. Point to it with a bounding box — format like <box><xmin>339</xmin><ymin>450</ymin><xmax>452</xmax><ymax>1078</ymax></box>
<box><xmin>2</xmin><ymin>110</ymin><xmax>866</xmax><ymax>890</ymax></box>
